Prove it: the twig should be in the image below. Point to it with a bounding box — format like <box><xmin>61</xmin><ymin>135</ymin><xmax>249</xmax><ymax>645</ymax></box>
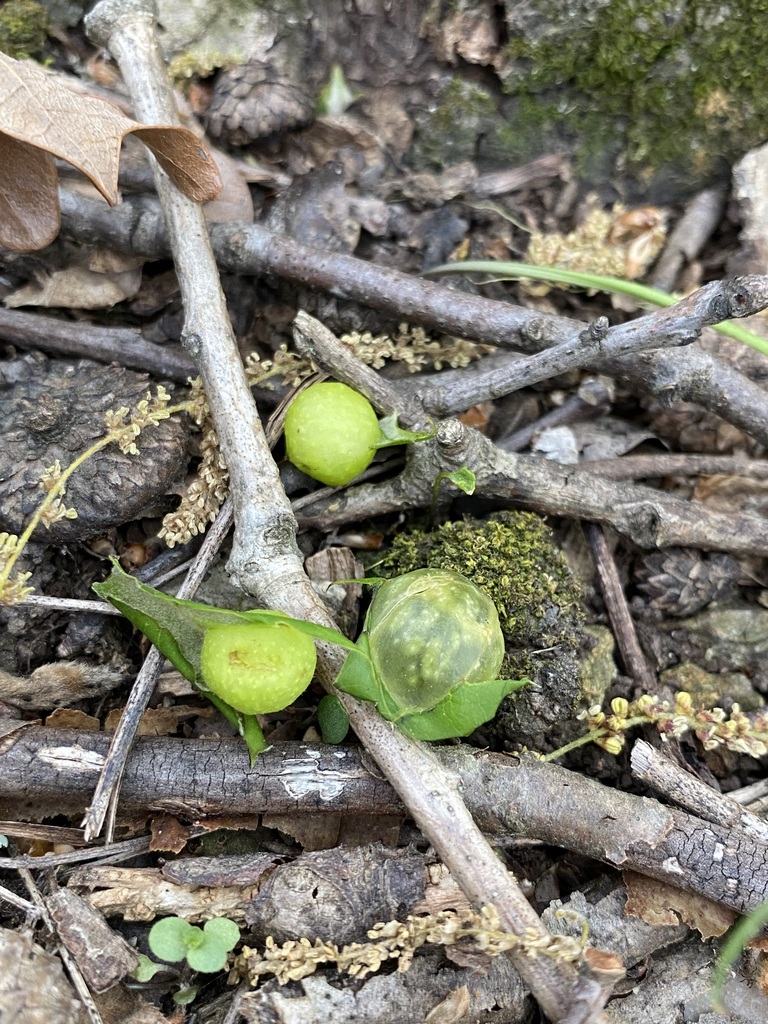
<box><xmin>81</xmin><ymin>494</ymin><xmax>235</xmax><ymax>841</ymax></box>
<box><xmin>58</xmin><ymin>187</ymin><xmax>768</xmax><ymax>447</ymax></box>
<box><xmin>584</xmin><ymin>523</ymin><xmax>655</xmax><ymax>692</ymax></box>
<box><xmin>296</xmin><ymin>418</ymin><xmax>768</xmax><ymax>557</ymax></box>
<box><xmin>496</xmin><ymin>377</ymin><xmax>612</xmax><ymax>453</ymax></box>
<box><xmin>5</xmin><ymin>729</ymin><xmax>768</xmax><ymax>917</ymax></box>
<box><xmin>631</xmin><ymin>739</ymin><xmax>768</xmax><ymax>847</ymax></box>
<box><xmin>649</xmin><ymin>187</ymin><xmax>727</xmax><ymax>293</ymax></box>
<box><xmin>0</xmin><ymin>308</ymin><xmax>196</xmax><ymax>381</ymax></box>
<box><xmin>405</xmin><ymin>278</ymin><xmax>768</xmax><ymax>415</ymax></box>
<box><xmin>21</xmin><ymin>595</ymin><xmax>122</xmax><ymax>616</ymax></box>
<box><xmin>581</xmin><ymin>453</ymin><xmax>768</xmax><ymax>480</ymax></box>
<box><xmin>18</xmin><ymin>866</ymin><xmax>104</xmax><ymax>1024</ymax></box>
<box><xmin>83</xmin><ymin>4</ymin><xmax>597</xmax><ymax>1019</ymax></box>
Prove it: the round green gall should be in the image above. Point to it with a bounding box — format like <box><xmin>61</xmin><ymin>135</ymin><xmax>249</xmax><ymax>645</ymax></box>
<box><xmin>284</xmin><ymin>382</ymin><xmax>380</xmax><ymax>487</ymax></box>
<box><xmin>366</xmin><ymin>568</ymin><xmax>505</xmax><ymax>716</ymax></box>
<box><xmin>200</xmin><ymin>622</ymin><xmax>317</xmax><ymax>716</ymax></box>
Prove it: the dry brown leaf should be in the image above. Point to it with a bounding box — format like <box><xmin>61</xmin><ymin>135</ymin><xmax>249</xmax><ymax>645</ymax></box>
<box><xmin>0</xmin><ymin>53</ymin><xmax>222</xmax><ymax>251</ymax></box>
<box><xmin>623</xmin><ymin>870</ymin><xmax>736</xmax><ymax>939</ymax></box>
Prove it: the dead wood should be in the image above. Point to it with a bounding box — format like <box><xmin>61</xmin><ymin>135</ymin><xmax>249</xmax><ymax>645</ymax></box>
<box><xmin>57</xmin><ymin>188</ymin><xmax>768</xmax><ymax>449</ymax></box>
<box><xmin>3</xmin><ymin>727</ymin><xmax>768</xmax><ymax>919</ymax></box>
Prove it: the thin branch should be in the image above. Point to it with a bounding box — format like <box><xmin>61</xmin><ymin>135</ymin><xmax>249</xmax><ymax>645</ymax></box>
<box><xmin>58</xmin><ymin>188</ymin><xmax>768</xmax><ymax>447</ymax></box>
<box><xmin>584</xmin><ymin>523</ymin><xmax>655</xmax><ymax>691</ymax></box>
<box><xmin>0</xmin><ymin>308</ymin><xmax>196</xmax><ymax>382</ymax></box>
<box><xmin>296</xmin><ymin>418</ymin><xmax>768</xmax><ymax>557</ymax></box>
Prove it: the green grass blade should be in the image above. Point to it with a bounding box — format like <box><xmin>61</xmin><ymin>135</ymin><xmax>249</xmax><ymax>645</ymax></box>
<box><xmin>425</xmin><ymin>260</ymin><xmax>768</xmax><ymax>357</ymax></box>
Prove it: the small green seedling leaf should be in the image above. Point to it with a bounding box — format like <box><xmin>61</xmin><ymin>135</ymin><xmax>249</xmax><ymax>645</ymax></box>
<box><xmin>173</xmin><ymin>986</ymin><xmax>198</xmax><ymax>1006</ymax></box>
<box><xmin>148</xmin><ymin>917</ymin><xmax>195</xmax><ymax>963</ymax></box>
<box><xmin>316</xmin><ymin>64</ymin><xmax>363</xmax><ymax>117</ymax></box>
<box><xmin>148</xmin><ymin>916</ymin><xmax>239</xmax><ymax>975</ymax></box>
<box><xmin>431</xmin><ymin>468</ymin><xmax>477</xmax><ymax>517</ymax></box>
<box><xmin>371</xmin><ymin>414</ymin><xmax>436</xmax><ymax>450</ymax></box>
<box><xmin>132</xmin><ymin>954</ymin><xmax>167</xmax><ymax>983</ymax></box>
<box><xmin>317</xmin><ymin>694</ymin><xmax>350</xmax><ymax>743</ymax></box>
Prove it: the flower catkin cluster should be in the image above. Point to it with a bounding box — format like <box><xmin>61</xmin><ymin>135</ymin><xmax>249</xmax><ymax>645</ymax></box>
<box><xmin>525</xmin><ymin>202</ymin><xmax>667</xmax><ymax>287</ymax></box>
<box><xmin>234</xmin><ymin>906</ymin><xmax>583</xmax><ymax>986</ymax></box>
<box><xmin>340</xmin><ymin>323</ymin><xmax>490</xmax><ymax>373</ymax></box>
<box><xmin>579</xmin><ymin>692</ymin><xmax>768</xmax><ymax>759</ymax></box>
<box><xmin>0</xmin><ymin>386</ymin><xmax>184</xmax><ymax>606</ymax></box>
<box><xmin>159</xmin><ymin>348</ymin><xmax>313</xmax><ymax>546</ymax></box>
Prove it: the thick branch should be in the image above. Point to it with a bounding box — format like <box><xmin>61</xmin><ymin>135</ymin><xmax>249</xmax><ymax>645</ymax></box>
<box><xmin>3</xmin><ymin>727</ymin><xmax>767</xmax><ymax>916</ymax></box>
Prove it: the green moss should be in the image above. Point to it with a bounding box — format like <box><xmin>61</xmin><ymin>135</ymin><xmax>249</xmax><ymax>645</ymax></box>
<box><xmin>502</xmin><ymin>0</ymin><xmax>768</xmax><ymax>181</ymax></box>
<box><xmin>412</xmin><ymin>77</ymin><xmax>497</xmax><ymax>169</ymax></box>
<box><xmin>167</xmin><ymin>50</ymin><xmax>243</xmax><ymax>83</ymax></box>
<box><xmin>371</xmin><ymin>512</ymin><xmax>582</xmax><ymax>678</ymax></box>
<box><xmin>0</xmin><ymin>0</ymin><xmax>48</xmax><ymax>60</ymax></box>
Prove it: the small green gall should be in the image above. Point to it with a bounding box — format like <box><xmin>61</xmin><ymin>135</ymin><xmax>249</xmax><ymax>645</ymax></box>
<box><xmin>284</xmin><ymin>382</ymin><xmax>380</xmax><ymax>487</ymax></box>
<box><xmin>335</xmin><ymin>568</ymin><xmax>523</xmax><ymax>740</ymax></box>
<box><xmin>366</xmin><ymin>568</ymin><xmax>505</xmax><ymax>715</ymax></box>
<box><xmin>200</xmin><ymin>622</ymin><xmax>317</xmax><ymax>716</ymax></box>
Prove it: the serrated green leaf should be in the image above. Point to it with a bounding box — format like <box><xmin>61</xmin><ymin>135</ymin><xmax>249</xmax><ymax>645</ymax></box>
<box><xmin>371</xmin><ymin>414</ymin><xmax>436</xmax><ymax>450</ymax></box>
<box><xmin>397</xmin><ymin>677</ymin><xmax>528</xmax><ymax>741</ymax></box>
<box><xmin>317</xmin><ymin>694</ymin><xmax>350</xmax><ymax>743</ymax></box>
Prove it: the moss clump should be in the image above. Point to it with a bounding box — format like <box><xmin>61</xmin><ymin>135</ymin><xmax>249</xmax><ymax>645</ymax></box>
<box><xmin>0</xmin><ymin>0</ymin><xmax>48</xmax><ymax>60</ymax></box>
<box><xmin>372</xmin><ymin>512</ymin><xmax>582</xmax><ymax>680</ymax></box>
<box><xmin>502</xmin><ymin>0</ymin><xmax>768</xmax><ymax>184</ymax></box>
<box><xmin>412</xmin><ymin>77</ymin><xmax>497</xmax><ymax>169</ymax></box>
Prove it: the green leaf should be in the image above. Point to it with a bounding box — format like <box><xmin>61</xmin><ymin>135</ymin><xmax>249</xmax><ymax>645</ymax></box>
<box><xmin>132</xmin><ymin>953</ymin><xmax>167</xmax><ymax>982</ymax></box>
<box><xmin>711</xmin><ymin>899</ymin><xmax>768</xmax><ymax>1011</ymax></box>
<box><xmin>203</xmin><ymin>918</ymin><xmax>240</xmax><ymax>951</ymax></box>
<box><xmin>397</xmin><ymin>677</ymin><xmax>529</xmax><ymax>741</ymax></box>
<box><xmin>317</xmin><ymin>694</ymin><xmax>350</xmax><ymax>743</ymax></box>
<box><xmin>371</xmin><ymin>414</ymin><xmax>436</xmax><ymax>450</ymax></box>
<box><xmin>185</xmin><ymin>941</ymin><xmax>230</xmax><ymax>973</ymax></box>
<box><xmin>316</xmin><ymin>63</ymin><xmax>362</xmax><ymax>117</ymax></box>
<box><xmin>334</xmin><ymin>636</ymin><xmax>381</xmax><ymax>705</ymax></box>
<box><xmin>148</xmin><ymin>917</ymin><xmax>195</xmax><ymax>963</ymax></box>
<box><xmin>442</xmin><ymin>468</ymin><xmax>476</xmax><ymax>495</ymax></box>
<box><xmin>173</xmin><ymin>986</ymin><xmax>198</xmax><ymax>1005</ymax></box>
<box><xmin>93</xmin><ymin>562</ymin><xmax>361</xmax><ymax>689</ymax></box>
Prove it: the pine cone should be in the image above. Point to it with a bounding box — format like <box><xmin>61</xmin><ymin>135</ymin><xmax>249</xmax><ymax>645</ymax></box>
<box><xmin>206</xmin><ymin>62</ymin><xmax>314</xmax><ymax>146</ymax></box>
<box><xmin>634</xmin><ymin>548</ymin><xmax>739</xmax><ymax>617</ymax></box>
<box><xmin>0</xmin><ymin>354</ymin><xmax>188</xmax><ymax>541</ymax></box>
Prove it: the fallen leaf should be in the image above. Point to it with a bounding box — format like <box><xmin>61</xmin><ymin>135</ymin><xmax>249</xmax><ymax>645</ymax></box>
<box><xmin>624</xmin><ymin>870</ymin><xmax>735</xmax><ymax>939</ymax></box>
<box><xmin>0</xmin><ymin>53</ymin><xmax>222</xmax><ymax>251</ymax></box>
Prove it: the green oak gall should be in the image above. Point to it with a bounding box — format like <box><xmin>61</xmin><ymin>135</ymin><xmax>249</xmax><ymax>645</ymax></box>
<box><xmin>284</xmin><ymin>382</ymin><xmax>380</xmax><ymax>486</ymax></box>
<box><xmin>200</xmin><ymin>622</ymin><xmax>317</xmax><ymax>716</ymax></box>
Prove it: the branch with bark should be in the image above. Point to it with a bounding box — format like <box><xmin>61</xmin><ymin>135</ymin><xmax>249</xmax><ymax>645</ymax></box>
<box><xmin>3</xmin><ymin>726</ymin><xmax>767</xmax><ymax>918</ymax></box>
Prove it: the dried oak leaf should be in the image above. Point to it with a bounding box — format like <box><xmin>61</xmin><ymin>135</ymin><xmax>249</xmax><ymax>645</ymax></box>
<box><xmin>0</xmin><ymin>52</ymin><xmax>222</xmax><ymax>252</ymax></box>
<box><xmin>0</xmin><ymin>355</ymin><xmax>189</xmax><ymax>542</ymax></box>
